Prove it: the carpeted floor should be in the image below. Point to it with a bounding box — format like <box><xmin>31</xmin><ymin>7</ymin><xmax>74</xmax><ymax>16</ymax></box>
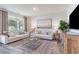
<box><xmin>0</xmin><ymin>38</ymin><xmax>63</xmax><ymax>54</ymax></box>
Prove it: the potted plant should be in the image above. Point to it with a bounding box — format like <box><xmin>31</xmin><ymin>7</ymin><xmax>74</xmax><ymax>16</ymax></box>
<box><xmin>58</xmin><ymin>20</ymin><xmax>69</xmax><ymax>32</ymax></box>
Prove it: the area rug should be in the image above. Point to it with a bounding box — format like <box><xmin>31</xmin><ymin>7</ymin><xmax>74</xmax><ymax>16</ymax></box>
<box><xmin>0</xmin><ymin>38</ymin><xmax>63</xmax><ymax>54</ymax></box>
<box><xmin>23</xmin><ymin>39</ymin><xmax>42</xmax><ymax>49</ymax></box>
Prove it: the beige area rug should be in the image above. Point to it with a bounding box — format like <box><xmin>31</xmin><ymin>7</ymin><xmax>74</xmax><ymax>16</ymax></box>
<box><xmin>0</xmin><ymin>39</ymin><xmax>63</xmax><ymax>54</ymax></box>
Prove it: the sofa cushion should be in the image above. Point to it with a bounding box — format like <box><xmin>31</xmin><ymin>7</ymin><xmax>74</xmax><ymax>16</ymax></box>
<box><xmin>8</xmin><ymin>32</ymin><xmax>15</xmax><ymax>37</ymax></box>
<box><xmin>8</xmin><ymin>34</ymin><xmax>28</xmax><ymax>40</ymax></box>
<box><xmin>35</xmin><ymin>34</ymin><xmax>53</xmax><ymax>40</ymax></box>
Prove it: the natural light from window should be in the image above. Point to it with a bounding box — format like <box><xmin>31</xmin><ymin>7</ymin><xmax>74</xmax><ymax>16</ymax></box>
<box><xmin>8</xmin><ymin>16</ymin><xmax>25</xmax><ymax>32</ymax></box>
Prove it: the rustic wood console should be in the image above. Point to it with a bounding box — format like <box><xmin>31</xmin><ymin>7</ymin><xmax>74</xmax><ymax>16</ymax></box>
<box><xmin>64</xmin><ymin>34</ymin><xmax>79</xmax><ymax>54</ymax></box>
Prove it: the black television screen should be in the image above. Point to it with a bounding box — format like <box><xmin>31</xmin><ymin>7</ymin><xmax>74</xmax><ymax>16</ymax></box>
<box><xmin>69</xmin><ymin>5</ymin><xmax>79</xmax><ymax>29</ymax></box>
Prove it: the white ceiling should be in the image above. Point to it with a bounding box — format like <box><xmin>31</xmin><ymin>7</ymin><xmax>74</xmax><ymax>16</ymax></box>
<box><xmin>0</xmin><ymin>4</ymin><xmax>69</xmax><ymax>16</ymax></box>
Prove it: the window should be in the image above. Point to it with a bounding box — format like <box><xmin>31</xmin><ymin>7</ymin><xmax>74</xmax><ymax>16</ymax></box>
<box><xmin>19</xmin><ymin>19</ymin><xmax>25</xmax><ymax>32</ymax></box>
<box><xmin>8</xmin><ymin>17</ymin><xmax>17</xmax><ymax>32</ymax></box>
<box><xmin>8</xmin><ymin>16</ymin><xmax>25</xmax><ymax>32</ymax></box>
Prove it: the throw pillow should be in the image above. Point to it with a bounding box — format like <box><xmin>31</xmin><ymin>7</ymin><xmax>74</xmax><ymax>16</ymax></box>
<box><xmin>3</xmin><ymin>32</ymin><xmax>9</xmax><ymax>37</ymax></box>
<box><xmin>8</xmin><ymin>32</ymin><xmax>15</xmax><ymax>37</ymax></box>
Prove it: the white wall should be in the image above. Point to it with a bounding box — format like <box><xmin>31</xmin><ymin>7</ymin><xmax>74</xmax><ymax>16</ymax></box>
<box><xmin>27</xmin><ymin>4</ymin><xmax>78</xmax><ymax>32</ymax></box>
<box><xmin>27</xmin><ymin>11</ymin><xmax>67</xmax><ymax>32</ymax></box>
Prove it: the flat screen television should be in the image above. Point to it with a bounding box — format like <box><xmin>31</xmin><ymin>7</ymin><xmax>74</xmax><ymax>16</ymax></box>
<box><xmin>69</xmin><ymin>5</ymin><xmax>79</xmax><ymax>29</ymax></box>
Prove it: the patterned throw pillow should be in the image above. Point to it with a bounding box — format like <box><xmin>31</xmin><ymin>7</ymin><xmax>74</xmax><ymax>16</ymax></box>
<box><xmin>8</xmin><ymin>32</ymin><xmax>15</xmax><ymax>37</ymax></box>
<box><xmin>3</xmin><ymin>32</ymin><xmax>9</xmax><ymax>37</ymax></box>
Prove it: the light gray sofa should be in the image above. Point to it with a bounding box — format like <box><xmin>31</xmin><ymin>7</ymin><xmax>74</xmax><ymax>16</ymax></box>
<box><xmin>31</xmin><ymin>29</ymin><xmax>53</xmax><ymax>40</ymax></box>
<box><xmin>34</xmin><ymin>34</ymin><xmax>53</xmax><ymax>40</ymax></box>
<box><xmin>0</xmin><ymin>33</ymin><xmax>29</xmax><ymax>44</ymax></box>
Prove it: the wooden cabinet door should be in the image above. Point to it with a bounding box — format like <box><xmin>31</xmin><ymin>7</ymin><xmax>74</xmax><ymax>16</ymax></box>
<box><xmin>67</xmin><ymin>38</ymin><xmax>72</xmax><ymax>54</ymax></box>
<box><xmin>64</xmin><ymin>35</ymin><xmax>79</xmax><ymax>54</ymax></box>
<box><xmin>71</xmin><ymin>38</ymin><xmax>79</xmax><ymax>54</ymax></box>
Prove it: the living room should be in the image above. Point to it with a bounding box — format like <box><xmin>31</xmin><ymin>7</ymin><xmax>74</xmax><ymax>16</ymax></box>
<box><xmin>0</xmin><ymin>4</ymin><xmax>78</xmax><ymax>54</ymax></box>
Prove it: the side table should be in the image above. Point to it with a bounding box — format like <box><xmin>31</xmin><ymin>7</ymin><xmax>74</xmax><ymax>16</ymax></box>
<box><xmin>53</xmin><ymin>31</ymin><xmax>61</xmax><ymax>41</ymax></box>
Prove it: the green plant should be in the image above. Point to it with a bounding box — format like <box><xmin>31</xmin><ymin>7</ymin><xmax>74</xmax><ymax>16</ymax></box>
<box><xmin>59</xmin><ymin>20</ymin><xmax>69</xmax><ymax>32</ymax></box>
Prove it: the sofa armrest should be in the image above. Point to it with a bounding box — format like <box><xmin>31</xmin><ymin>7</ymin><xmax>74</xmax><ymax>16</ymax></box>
<box><xmin>0</xmin><ymin>35</ymin><xmax>8</xmax><ymax>44</ymax></box>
